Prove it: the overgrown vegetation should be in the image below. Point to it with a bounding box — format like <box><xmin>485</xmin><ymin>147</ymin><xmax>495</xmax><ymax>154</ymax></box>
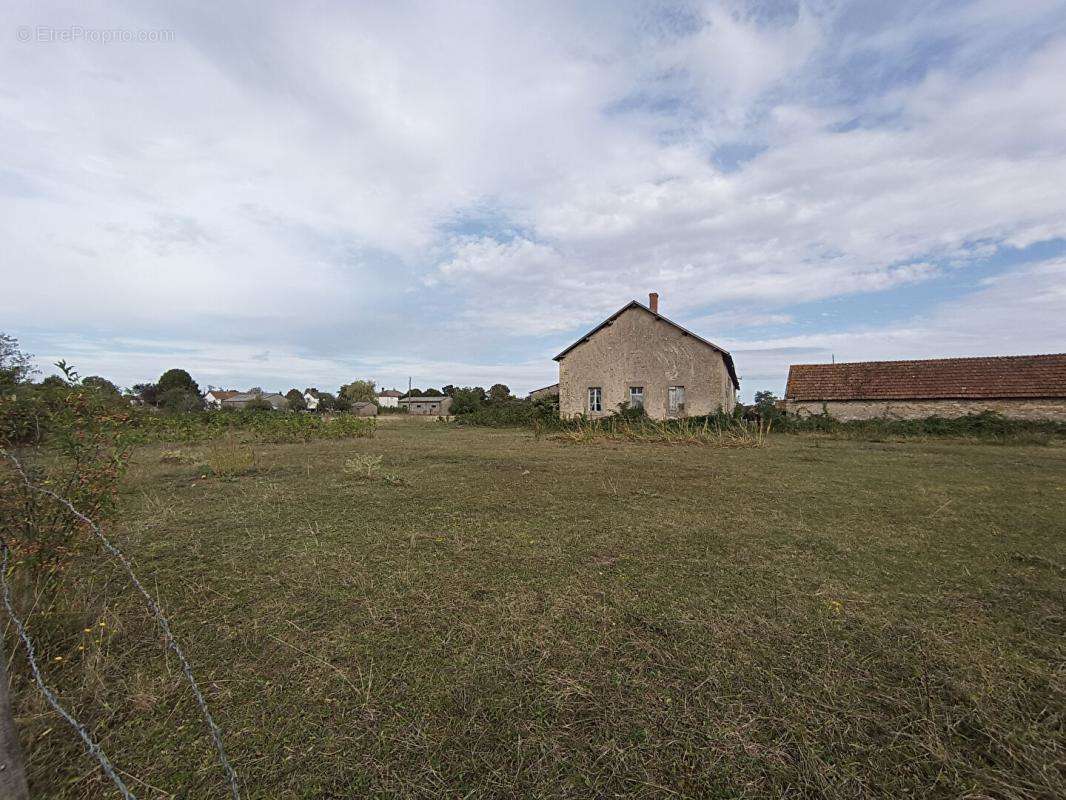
<box><xmin>780</xmin><ymin>408</ymin><xmax>1066</xmax><ymax>443</ymax></box>
<box><xmin>1</xmin><ymin>355</ymin><xmax>132</xmax><ymax>569</ymax></box>
<box><xmin>551</xmin><ymin>412</ymin><xmax>770</xmax><ymax>447</ymax></box>
<box><xmin>118</xmin><ymin>408</ymin><xmax>377</xmax><ymax>444</ymax></box>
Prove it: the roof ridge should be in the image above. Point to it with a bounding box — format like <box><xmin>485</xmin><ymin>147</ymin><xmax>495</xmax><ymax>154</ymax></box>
<box><xmin>553</xmin><ymin>300</ymin><xmax>739</xmax><ymax>389</ymax></box>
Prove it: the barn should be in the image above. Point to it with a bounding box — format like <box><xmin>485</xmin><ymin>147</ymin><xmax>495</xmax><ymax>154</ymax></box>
<box><xmin>784</xmin><ymin>354</ymin><xmax>1066</xmax><ymax>422</ymax></box>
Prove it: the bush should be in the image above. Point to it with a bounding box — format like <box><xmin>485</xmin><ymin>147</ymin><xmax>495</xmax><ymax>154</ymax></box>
<box><xmin>0</xmin><ymin>363</ymin><xmax>132</xmax><ymax>569</ymax></box>
<box><xmin>205</xmin><ymin>436</ymin><xmax>256</xmax><ymax>478</ymax></box>
<box><xmin>780</xmin><ymin>410</ymin><xmax>1066</xmax><ymax>443</ymax></box>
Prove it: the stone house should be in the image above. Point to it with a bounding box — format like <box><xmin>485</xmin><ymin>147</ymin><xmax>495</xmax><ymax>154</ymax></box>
<box><xmin>527</xmin><ymin>383</ymin><xmax>559</xmax><ymax>401</ymax></box>
<box><xmin>554</xmin><ymin>293</ymin><xmax>739</xmax><ymax>420</ymax></box>
<box><xmin>399</xmin><ymin>395</ymin><xmax>453</xmax><ymax>415</ymax></box>
<box><xmin>377</xmin><ymin>389</ymin><xmax>403</xmax><ymax>408</ymax></box>
<box><xmin>784</xmin><ymin>354</ymin><xmax>1066</xmax><ymax>421</ymax></box>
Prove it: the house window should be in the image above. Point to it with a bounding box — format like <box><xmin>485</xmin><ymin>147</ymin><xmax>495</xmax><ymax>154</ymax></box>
<box><xmin>629</xmin><ymin>386</ymin><xmax>644</xmax><ymax>408</ymax></box>
<box><xmin>588</xmin><ymin>387</ymin><xmax>602</xmax><ymax>413</ymax></box>
<box><xmin>668</xmin><ymin>386</ymin><xmax>686</xmax><ymax>415</ymax></box>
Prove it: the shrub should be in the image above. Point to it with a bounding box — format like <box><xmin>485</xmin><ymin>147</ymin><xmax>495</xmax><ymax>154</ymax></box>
<box><xmin>205</xmin><ymin>436</ymin><xmax>256</xmax><ymax>478</ymax></box>
<box><xmin>781</xmin><ymin>410</ymin><xmax>1066</xmax><ymax>443</ymax></box>
<box><xmin>0</xmin><ymin>362</ymin><xmax>131</xmax><ymax>569</ymax></box>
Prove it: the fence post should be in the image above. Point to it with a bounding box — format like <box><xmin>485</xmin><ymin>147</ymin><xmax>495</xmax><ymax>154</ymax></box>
<box><xmin>0</xmin><ymin>640</ymin><xmax>30</xmax><ymax>800</ymax></box>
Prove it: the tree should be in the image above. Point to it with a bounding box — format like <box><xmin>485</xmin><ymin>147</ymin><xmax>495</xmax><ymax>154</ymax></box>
<box><xmin>285</xmin><ymin>389</ymin><xmax>307</xmax><ymax>412</ymax></box>
<box><xmin>422</xmin><ymin>388</ymin><xmax>443</xmax><ymax>397</ymax></box>
<box><xmin>488</xmin><ymin>384</ymin><xmax>511</xmax><ymax>403</ymax></box>
<box><xmin>450</xmin><ymin>386</ymin><xmax>487</xmax><ymax>415</ymax></box>
<box><xmin>341</xmin><ymin>380</ymin><xmax>377</xmax><ymax>405</ymax></box>
<box><xmin>753</xmin><ymin>390</ymin><xmax>778</xmax><ymax>407</ymax></box>
<box><xmin>158</xmin><ymin>387</ymin><xmax>203</xmax><ymax>412</ymax></box>
<box><xmin>39</xmin><ymin>375</ymin><xmax>68</xmax><ymax>390</ymax></box>
<box><xmin>333</xmin><ymin>393</ymin><xmax>352</xmax><ymax>412</ymax></box>
<box><xmin>82</xmin><ymin>376</ymin><xmax>120</xmax><ymax>397</ymax></box>
<box><xmin>315</xmin><ymin>392</ymin><xmax>336</xmax><ymax>412</ymax></box>
<box><xmin>402</xmin><ymin>388</ymin><xmax>422</xmax><ymax>399</ymax></box>
<box><xmin>441</xmin><ymin>385</ymin><xmax>456</xmax><ymax>397</ymax></box>
<box><xmin>0</xmin><ymin>333</ymin><xmax>35</xmax><ymax>389</ymax></box>
<box><xmin>245</xmin><ymin>395</ymin><xmax>273</xmax><ymax>411</ymax></box>
<box><xmin>157</xmin><ymin>368</ymin><xmax>199</xmax><ymax>396</ymax></box>
<box><xmin>132</xmin><ymin>382</ymin><xmax>159</xmax><ymax>406</ymax></box>
<box><xmin>750</xmin><ymin>390</ymin><xmax>783</xmax><ymax>423</ymax></box>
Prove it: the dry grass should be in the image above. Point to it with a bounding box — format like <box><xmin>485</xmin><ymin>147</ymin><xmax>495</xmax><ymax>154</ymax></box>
<box><xmin>553</xmin><ymin>415</ymin><xmax>769</xmax><ymax>446</ymax></box>
<box><xmin>8</xmin><ymin>420</ymin><xmax>1065</xmax><ymax>798</ymax></box>
<box><xmin>204</xmin><ymin>436</ymin><xmax>256</xmax><ymax>478</ymax></box>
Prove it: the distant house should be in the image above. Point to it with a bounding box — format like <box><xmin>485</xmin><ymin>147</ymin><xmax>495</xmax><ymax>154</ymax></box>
<box><xmin>554</xmin><ymin>293</ymin><xmax>738</xmax><ymax>420</ymax></box>
<box><xmin>784</xmin><ymin>354</ymin><xmax>1066</xmax><ymax>421</ymax></box>
<box><xmin>351</xmin><ymin>401</ymin><xmax>378</xmax><ymax>417</ymax></box>
<box><xmin>303</xmin><ymin>389</ymin><xmax>323</xmax><ymax>410</ymax></box>
<box><xmin>205</xmin><ymin>390</ymin><xmax>240</xmax><ymax>409</ymax></box>
<box><xmin>221</xmin><ymin>391</ymin><xmax>288</xmax><ymax>411</ymax></box>
<box><xmin>527</xmin><ymin>383</ymin><xmax>559</xmax><ymax>401</ymax></box>
<box><xmin>377</xmin><ymin>389</ymin><xmax>403</xmax><ymax>409</ymax></box>
<box><xmin>399</xmin><ymin>395</ymin><xmax>453</xmax><ymax>416</ymax></box>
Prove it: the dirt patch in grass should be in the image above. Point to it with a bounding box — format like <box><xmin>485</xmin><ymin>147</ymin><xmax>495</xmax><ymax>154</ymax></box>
<box><xmin>9</xmin><ymin>426</ymin><xmax>1066</xmax><ymax>798</ymax></box>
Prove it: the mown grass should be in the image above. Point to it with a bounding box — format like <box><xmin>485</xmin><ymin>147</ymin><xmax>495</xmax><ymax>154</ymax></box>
<box><xmin>8</xmin><ymin>421</ymin><xmax>1066</xmax><ymax>798</ymax></box>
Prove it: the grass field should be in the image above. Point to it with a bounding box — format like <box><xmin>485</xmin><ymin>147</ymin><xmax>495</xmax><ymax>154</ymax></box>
<box><xmin>13</xmin><ymin>420</ymin><xmax>1066</xmax><ymax>798</ymax></box>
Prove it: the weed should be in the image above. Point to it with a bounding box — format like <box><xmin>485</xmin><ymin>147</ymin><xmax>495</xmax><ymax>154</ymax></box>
<box><xmin>204</xmin><ymin>437</ymin><xmax>255</xmax><ymax>478</ymax></box>
<box><xmin>343</xmin><ymin>454</ymin><xmax>383</xmax><ymax>479</ymax></box>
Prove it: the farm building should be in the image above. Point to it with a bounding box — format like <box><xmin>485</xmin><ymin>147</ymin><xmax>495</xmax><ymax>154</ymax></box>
<box><xmin>527</xmin><ymin>383</ymin><xmax>559</xmax><ymax>401</ymax></box>
<box><xmin>221</xmin><ymin>391</ymin><xmax>288</xmax><ymax>411</ymax></box>
<box><xmin>204</xmin><ymin>390</ymin><xmax>240</xmax><ymax>409</ymax></box>
<box><xmin>351</xmin><ymin>401</ymin><xmax>378</xmax><ymax>417</ymax></box>
<box><xmin>399</xmin><ymin>395</ymin><xmax>453</xmax><ymax>415</ymax></box>
<box><xmin>377</xmin><ymin>389</ymin><xmax>403</xmax><ymax>408</ymax></box>
<box><xmin>784</xmin><ymin>354</ymin><xmax>1066</xmax><ymax>421</ymax></box>
<box><xmin>554</xmin><ymin>293</ymin><xmax>738</xmax><ymax>420</ymax></box>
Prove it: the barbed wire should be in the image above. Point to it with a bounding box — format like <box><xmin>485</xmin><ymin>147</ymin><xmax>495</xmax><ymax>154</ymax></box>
<box><xmin>1</xmin><ymin>448</ymin><xmax>240</xmax><ymax>799</ymax></box>
<box><xmin>1</xmin><ymin>544</ymin><xmax>138</xmax><ymax>799</ymax></box>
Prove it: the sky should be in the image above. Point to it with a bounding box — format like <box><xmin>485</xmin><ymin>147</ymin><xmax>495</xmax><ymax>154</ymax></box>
<box><xmin>3</xmin><ymin>0</ymin><xmax>1066</xmax><ymax>400</ymax></box>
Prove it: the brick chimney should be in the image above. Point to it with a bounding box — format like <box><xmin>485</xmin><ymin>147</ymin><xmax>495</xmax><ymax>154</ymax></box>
<box><xmin>649</xmin><ymin>292</ymin><xmax>659</xmax><ymax>314</ymax></box>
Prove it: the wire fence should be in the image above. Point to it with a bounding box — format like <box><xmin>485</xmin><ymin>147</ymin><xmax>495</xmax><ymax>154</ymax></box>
<box><xmin>0</xmin><ymin>448</ymin><xmax>240</xmax><ymax>799</ymax></box>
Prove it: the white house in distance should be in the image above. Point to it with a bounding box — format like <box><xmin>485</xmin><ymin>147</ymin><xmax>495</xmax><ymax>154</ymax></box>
<box><xmin>303</xmin><ymin>388</ymin><xmax>323</xmax><ymax>410</ymax></box>
<box><xmin>204</xmin><ymin>390</ymin><xmax>240</xmax><ymax>409</ymax></box>
<box><xmin>377</xmin><ymin>389</ymin><xmax>402</xmax><ymax>408</ymax></box>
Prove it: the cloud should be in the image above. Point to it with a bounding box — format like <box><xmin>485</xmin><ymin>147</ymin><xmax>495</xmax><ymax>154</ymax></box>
<box><xmin>726</xmin><ymin>256</ymin><xmax>1066</xmax><ymax>398</ymax></box>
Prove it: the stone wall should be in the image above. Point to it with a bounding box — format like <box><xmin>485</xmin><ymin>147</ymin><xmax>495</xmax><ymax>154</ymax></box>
<box><xmin>785</xmin><ymin>398</ymin><xmax>1066</xmax><ymax>422</ymax></box>
<box><xmin>558</xmin><ymin>306</ymin><xmax>736</xmax><ymax>420</ymax></box>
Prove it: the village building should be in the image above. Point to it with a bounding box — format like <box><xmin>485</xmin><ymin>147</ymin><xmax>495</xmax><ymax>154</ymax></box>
<box><xmin>221</xmin><ymin>391</ymin><xmax>288</xmax><ymax>411</ymax></box>
<box><xmin>377</xmin><ymin>389</ymin><xmax>403</xmax><ymax>408</ymax></box>
<box><xmin>527</xmin><ymin>383</ymin><xmax>560</xmax><ymax>401</ymax></box>
<box><xmin>399</xmin><ymin>395</ymin><xmax>453</xmax><ymax>415</ymax></box>
<box><xmin>351</xmin><ymin>401</ymin><xmax>378</xmax><ymax>417</ymax></box>
<box><xmin>784</xmin><ymin>354</ymin><xmax>1066</xmax><ymax>421</ymax></box>
<box><xmin>554</xmin><ymin>294</ymin><xmax>738</xmax><ymax>420</ymax></box>
<box><xmin>303</xmin><ymin>389</ymin><xmax>323</xmax><ymax>410</ymax></box>
<box><xmin>204</xmin><ymin>389</ymin><xmax>240</xmax><ymax>409</ymax></box>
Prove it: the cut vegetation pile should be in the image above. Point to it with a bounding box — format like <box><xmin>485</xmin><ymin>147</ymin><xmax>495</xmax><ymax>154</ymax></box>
<box><xmin>8</xmin><ymin>419</ymin><xmax>1066</xmax><ymax>798</ymax></box>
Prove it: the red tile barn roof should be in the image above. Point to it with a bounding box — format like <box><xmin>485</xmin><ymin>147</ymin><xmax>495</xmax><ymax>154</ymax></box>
<box><xmin>785</xmin><ymin>354</ymin><xmax>1066</xmax><ymax>401</ymax></box>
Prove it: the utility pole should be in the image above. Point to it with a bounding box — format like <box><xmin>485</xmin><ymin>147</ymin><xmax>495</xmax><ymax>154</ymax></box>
<box><xmin>0</xmin><ymin>641</ymin><xmax>30</xmax><ymax>800</ymax></box>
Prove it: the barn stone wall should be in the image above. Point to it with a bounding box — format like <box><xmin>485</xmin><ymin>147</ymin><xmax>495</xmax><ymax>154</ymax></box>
<box><xmin>785</xmin><ymin>398</ymin><xmax>1066</xmax><ymax>422</ymax></box>
<box><xmin>558</xmin><ymin>307</ymin><xmax>736</xmax><ymax>420</ymax></box>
